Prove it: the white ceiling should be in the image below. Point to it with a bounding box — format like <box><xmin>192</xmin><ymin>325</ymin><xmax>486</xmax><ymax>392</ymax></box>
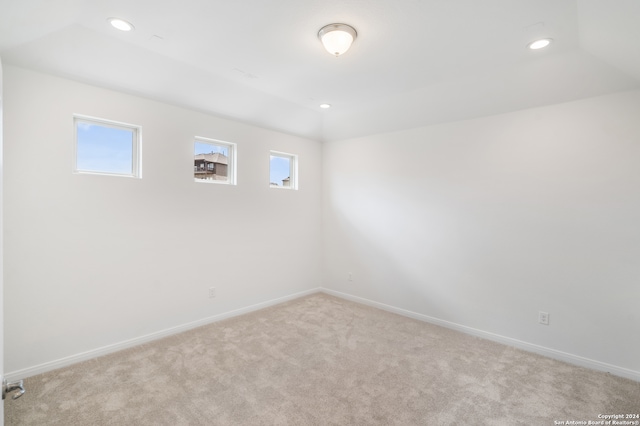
<box><xmin>1</xmin><ymin>0</ymin><xmax>639</xmax><ymax>142</ymax></box>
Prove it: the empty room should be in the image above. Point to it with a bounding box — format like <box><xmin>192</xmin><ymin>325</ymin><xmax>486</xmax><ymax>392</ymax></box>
<box><xmin>1</xmin><ymin>0</ymin><xmax>639</xmax><ymax>424</ymax></box>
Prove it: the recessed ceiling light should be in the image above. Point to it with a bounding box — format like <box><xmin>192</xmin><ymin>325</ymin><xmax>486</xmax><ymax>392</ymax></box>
<box><xmin>108</xmin><ymin>17</ymin><xmax>134</xmax><ymax>32</ymax></box>
<box><xmin>320</xmin><ymin>104</ymin><xmax>331</xmax><ymax>109</ymax></box>
<box><xmin>527</xmin><ymin>38</ymin><xmax>552</xmax><ymax>50</ymax></box>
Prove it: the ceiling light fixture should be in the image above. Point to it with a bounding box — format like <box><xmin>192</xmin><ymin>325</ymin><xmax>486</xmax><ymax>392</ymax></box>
<box><xmin>108</xmin><ymin>17</ymin><xmax>135</xmax><ymax>32</ymax></box>
<box><xmin>318</xmin><ymin>23</ymin><xmax>357</xmax><ymax>56</ymax></box>
<box><xmin>527</xmin><ymin>38</ymin><xmax>552</xmax><ymax>50</ymax></box>
<box><xmin>320</xmin><ymin>104</ymin><xmax>331</xmax><ymax>109</ymax></box>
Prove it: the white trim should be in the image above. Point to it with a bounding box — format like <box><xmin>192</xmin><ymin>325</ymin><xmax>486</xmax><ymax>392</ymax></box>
<box><xmin>321</xmin><ymin>288</ymin><xmax>640</xmax><ymax>383</ymax></box>
<box><xmin>7</xmin><ymin>287</ymin><xmax>639</xmax><ymax>383</ymax></box>
<box><xmin>4</xmin><ymin>288</ymin><xmax>321</xmax><ymax>381</ymax></box>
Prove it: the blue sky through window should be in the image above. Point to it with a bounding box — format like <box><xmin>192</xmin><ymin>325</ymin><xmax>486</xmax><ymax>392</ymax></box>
<box><xmin>195</xmin><ymin>141</ymin><xmax>228</xmax><ymax>156</ymax></box>
<box><xmin>76</xmin><ymin>121</ymin><xmax>134</xmax><ymax>174</ymax></box>
<box><xmin>270</xmin><ymin>155</ymin><xmax>290</xmax><ymax>186</ymax></box>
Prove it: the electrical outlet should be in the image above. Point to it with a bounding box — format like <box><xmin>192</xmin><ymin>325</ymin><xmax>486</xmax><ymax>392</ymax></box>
<box><xmin>209</xmin><ymin>287</ymin><xmax>216</xmax><ymax>299</ymax></box>
<box><xmin>538</xmin><ymin>311</ymin><xmax>549</xmax><ymax>325</ymax></box>
<box><xmin>348</xmin><ymin>272</ymin><xmax>353</xmax><ymax>282</ymax></box>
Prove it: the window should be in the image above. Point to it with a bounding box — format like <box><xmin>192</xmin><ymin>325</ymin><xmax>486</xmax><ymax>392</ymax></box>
<box><xmin>194</xmin><ymin>137</ymin><xmax>236</xmax><ymax>184</ymax></box>
<box><xmin>270</xmin><ymin>151</ymin><xmax>297</xmax><ymax>189</ymax></box>
<box><xmin>74</xmin><ymin>115</ymin><xmax>141</xmax><ymax>177</ymax></box>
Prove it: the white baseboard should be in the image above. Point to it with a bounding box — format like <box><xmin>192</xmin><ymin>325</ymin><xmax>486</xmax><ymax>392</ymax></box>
<box><xmin>321</xmin><ymin>288</ymin><xmax>640</xmax><ymax>383</ymax></box>
<box><xmin>8</xmin><ymin>286</ymin><xmax>639</xmax><ymax>383</ymax></box>
<box><xmin>5</xmin><ymin>288</ymin><xmax>322</xmax><ymax>381</ymax></box>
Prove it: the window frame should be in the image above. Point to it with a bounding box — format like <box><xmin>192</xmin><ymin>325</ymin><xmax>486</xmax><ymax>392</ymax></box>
<box><xmin>73</xmin><ymin>114</ymin><xmax>142</xmax><ymax>178</ymax></box>
<box><xmin>193</xmin><ymin>136</ymin><xmax>237</xmax><ymax>185</ymax></box>
<box><xmin>269</xmin><ymin>150</ymin><xmax>298</xmax><ymax>190</ymax></box>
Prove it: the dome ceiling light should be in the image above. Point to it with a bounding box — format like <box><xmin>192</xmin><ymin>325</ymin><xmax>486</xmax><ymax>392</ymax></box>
<box><xmin>318</xmin><ymin>23</ymin><xmax>357</xmax><ymax>56</ymax></box>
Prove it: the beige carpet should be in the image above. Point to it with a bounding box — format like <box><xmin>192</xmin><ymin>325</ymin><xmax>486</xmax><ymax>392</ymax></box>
<box><xmin>5</xmin><ymin>293</ymin><xmax>639</xmax><ymax>425</ymax></box>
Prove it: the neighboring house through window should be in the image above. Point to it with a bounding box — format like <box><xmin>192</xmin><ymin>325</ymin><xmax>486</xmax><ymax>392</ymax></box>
<box><xmin>194</xmin><ymin>137</ymin><xmax>236</xmax><ymax>184</ymax></box>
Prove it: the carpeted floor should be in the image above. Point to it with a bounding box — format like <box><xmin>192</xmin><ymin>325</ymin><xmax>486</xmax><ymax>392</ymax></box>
<box><xmin>5</xmin><ymin>293</ymin><xmax>640</xmax><ymax>425</ymax></box>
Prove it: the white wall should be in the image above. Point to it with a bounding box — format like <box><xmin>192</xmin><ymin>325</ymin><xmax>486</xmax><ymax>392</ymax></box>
<box><xmin>3</xmin><ymin>66</ymin><xmax>322</xmax><ymax>375</ymax></box>
<box><xmin>4</xmin><ymin>64</ymin><xmax>640</xmax><ymax>382</ymax></box>
<box><xmin>1</xmin><ymin>56</ymin><xmax>5</xmax><ymax>425</ymax></box>
<box><xmin>323</xmin><ymin>90</ymin><xmax>640</xmax><ymax>377</ymax></box>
